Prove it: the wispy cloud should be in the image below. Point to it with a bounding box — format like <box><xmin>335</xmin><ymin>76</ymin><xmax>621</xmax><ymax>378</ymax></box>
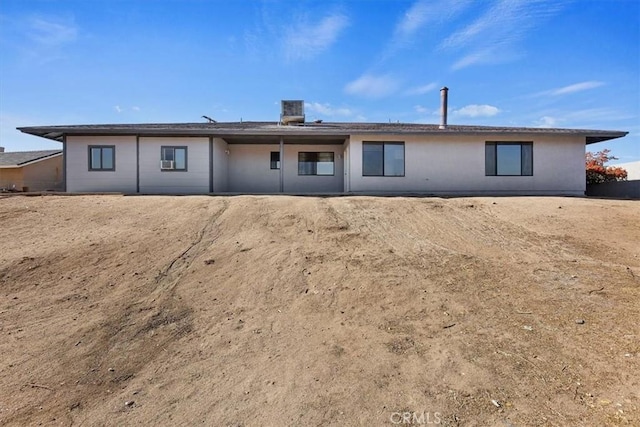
<box><xmin>28</xmin><ymin>16</ymin><xmax>77</xmax><ymax>46</ymax></box>
<box><xmin>534</xmin><ymin>116</ymin><xmax>562</xmax><ymax>128</ymax></box>
<box><xmin>305</xmin><ymin>102</ymin><xmax>354</xmax><ymax>117</ymax></box>
<box><xmin>283</xmin><ymin>13</ymin><xmax>349</xmax><ymax>61</ymax></box>
<box><xmin>344</xmin><ymin>74</ymin><xmax>400</xmax><ymax>98</ymax></box>
<box><xmin>528</xmin><ymin>81</ymin><xmax>607</xmax><ymax>98</ymax></box>
<box><xmin>114</xmin><ymin>105</ymin><xmax>141</xmax><ymax>114</ymax></box>
<box><xmin>10</xmin><ymin>14</ymin><xmax>79</xmax><ymax>64</ymax></box>
<box><xmin>565</xmin><ymin>107</ymin><xmax>634</xmax><ymax>123</ymax></box>
<box><xmin>453</xmin><ymin>104</ymin><xmax>500</xmax><ymax>118</ymax></box>
<box><xmin>394</xmin><ymin>0</ymin><xmax>472</xmax><ymax>41</ymax></box>
<box><xmin>530</xmin><ymin>107</ymin><xmax>633</xmax><ymax>129</ymax></box>
<box><xmin>414</xmin><ymin>105</ymin><xmax>432</xmax><ymax>114</ymax></box>
<box><xmin>441</xmin><ymin>0</ymin><xmax>565</xmax><ymax>70</ymax></box>
<box><xmin>550</xmin><ymin>81</ymin><xmax>606</xmax><ymax>96</ymax></box>
<box><xmin>404</xmin><ymin>82</ymin><xmax>438</xmax><ymax>96</ymax></box>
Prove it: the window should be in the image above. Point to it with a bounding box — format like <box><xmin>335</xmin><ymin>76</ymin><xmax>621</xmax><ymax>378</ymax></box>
<box><xmin>89</xmin><ymin>146</ymin><xmax>115</xmax><ymax>171</ymax></box>
<box><xmin>485</xmin><ymin>142</ymin><xmax>533</xmax><ymax>176</ymax></box>
<box><xmin>298</xmin><ymin>152</ymin><xmax>334</xmax><ymax>176</ymax></box>
<box><xmin>362</xmin><ymin>142</ymin><xmax>404</xmax><ymax>176</ymax></box>
<box><xmin>270</xmin><ymin>151</ymin><xmax>280</xmax><ymax>169</ymax></box>
<box><xmin>161</xmin><ymin>146</ymin><xmax>187</xmax><ymax>171</ymax></box>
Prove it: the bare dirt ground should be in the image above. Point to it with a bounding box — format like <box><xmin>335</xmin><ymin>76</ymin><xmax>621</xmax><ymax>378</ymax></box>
<box><xmin>0</xmin><ymin>195</ymin><xmax>638</xmax><ymax>426</ymax></box>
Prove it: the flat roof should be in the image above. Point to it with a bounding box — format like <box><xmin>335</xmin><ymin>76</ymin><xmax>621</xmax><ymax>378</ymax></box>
<box><xmin>17</xmin><ymin>121</ymin><xmax>628</xmax><ymax>144</ymax></box>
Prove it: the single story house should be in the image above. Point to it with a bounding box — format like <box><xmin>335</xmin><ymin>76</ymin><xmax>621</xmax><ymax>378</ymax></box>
<box><xmin>17</xmin><ymin>91</ymin><xmax>627</xmax><ymax>196</ymax></box>
<box><xmin>0</xmin><ymin>148</ymin><xmax>63</xmax><ymax>192</ymax></box>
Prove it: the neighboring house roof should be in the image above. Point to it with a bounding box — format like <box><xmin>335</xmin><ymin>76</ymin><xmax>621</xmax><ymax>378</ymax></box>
<box><xmin>17</xmin><ymin>121</ymin><xmax>627</xmax><ymax>145</ymax></box>
<box><xmin>0</xmin><ymin>150</ymin><xmax>62</xmax><ymax>168</ymax></box>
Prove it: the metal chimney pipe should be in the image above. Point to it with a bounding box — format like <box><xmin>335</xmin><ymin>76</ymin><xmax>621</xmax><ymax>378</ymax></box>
<box><xmin>0</xmin><ymin>146</ymin><xmax>4</xmax><ymax>153</ymax></box>
<box><xmin>439</xmin><ymin>87</ymin><xmax>449</xmax><ymax>129</ymax></box>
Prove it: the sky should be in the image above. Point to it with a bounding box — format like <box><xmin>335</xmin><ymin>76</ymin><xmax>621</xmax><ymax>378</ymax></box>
<box><xmin>0</xmin><ymin>0</ymin><xmax>638</xmax><ymax>163</ymax></box>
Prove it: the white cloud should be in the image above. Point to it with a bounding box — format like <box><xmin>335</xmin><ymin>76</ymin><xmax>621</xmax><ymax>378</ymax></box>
<box><xmin>441</xmin><ymin>0</ymin><xmax>565</xmax><ymax>70</ymax></box>
<box><xmin>550</xmin><ymin>81</ymin><xmax>606</xmax><ymax>96</ymax></box>
<box><xmin>414</xmin><ymin>105</ymin><xmax>430</xmax><ymax>114</ymax></box>
<box><xmin>344</xmin><ymin>74</ymin><xmax>399</xmax><ymax>98</ymax></box>
<box><xmin>132</xmin><ymin>106</ymin><xmax>141</xmax><ymax>112</ymax></box>
<box><xmin>404</xmin><ymin>82</ymin><xmax>438</xmax><ymax>96</ymax></box>
<box><xmin>114</xmin><ymin>106</ymin><xmax>122</xmax><ymax>113</ymax></box>
<box><xmin>283</xmin><ymin>13</ymin><xmax>349</xmax><ymax>61</ymax></box>
<box><xmin>453</xmin><ymin>104</ymin><xmax>500</xmax><ymax>118</ymax></box>
<box><xmin>305</xmin><ymin>102</ymin><xmax>353</xmax><ymax>117</ymax></box>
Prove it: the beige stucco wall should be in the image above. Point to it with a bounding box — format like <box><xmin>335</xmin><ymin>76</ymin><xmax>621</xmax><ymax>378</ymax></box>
<box><xmin>139</xmin><ymin>137</ymin><xmax>209</xmax><ymax>194</ymax></box>
<box><xmin>22</xmin><ymin>155</ymin><xmax>63</xmax><ymax>191</ymax></box>
<box><xmin>0</xmin><ymin>168</ymin><xmax>24</xmax><ymax>190</ymax></box>
<box><xmin>66</xmin><ymin>136</ymin><xmax>137</xmax><ymax>193</ymax></box>
<box><xmin>347</xmin><ymin>133</ymin><xmax>586</xmax><ymax>195</ymax></box>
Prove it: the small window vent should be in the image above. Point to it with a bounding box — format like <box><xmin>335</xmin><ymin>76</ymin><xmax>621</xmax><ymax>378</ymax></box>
<box><xmin>281</xmin><ymin>100</ymin><xmax>305</xmax><ymax>125</ymax></box>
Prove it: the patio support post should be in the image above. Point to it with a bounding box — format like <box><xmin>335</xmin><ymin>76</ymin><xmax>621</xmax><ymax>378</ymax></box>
<box><xmin>279</xmin><ymin>136</ymin><xmax>284</xmax><ymax>193</ymax></box>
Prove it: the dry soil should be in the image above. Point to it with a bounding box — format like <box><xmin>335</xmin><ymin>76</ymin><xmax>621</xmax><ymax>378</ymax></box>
<box><xmin>0</xmin><ymin>195</ymin><xmax>638</xmax><ymax>426</ymax></box>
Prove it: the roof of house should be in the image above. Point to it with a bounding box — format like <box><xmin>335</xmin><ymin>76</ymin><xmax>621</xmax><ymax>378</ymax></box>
<box><xmin>17</xmin><ymin>121</ymin><xmax>628</xmax><ymax>145</ymax></box>
<box><xmin>0</xmin><ymin>150</ymin><xmax>62</xmax><ymax>168</ymax></box>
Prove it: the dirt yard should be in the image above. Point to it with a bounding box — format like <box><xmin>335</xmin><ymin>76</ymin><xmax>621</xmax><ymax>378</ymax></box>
<box><xmin>0</xmin><ymin>195</ymin><xmax>638</xmax><ymax>426</ymax></box>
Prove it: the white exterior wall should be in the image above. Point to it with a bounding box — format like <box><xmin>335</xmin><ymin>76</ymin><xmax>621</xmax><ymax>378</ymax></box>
<box><xmin>282</xmin><ymin>144</ymin><xmax>344</xmax><ymax>193</ymax></box>
<box><xmin>348</xmin><ymin>134</ymin><xmax>586</xmax><ymax>195</ymax></box>
<box><xmin>228</xmin><ymin>144</ymin><xmax>280</xmax><ymax>193</ymax></box>
<box><xmin>212</xmin><ymin>138</ymin><xmax>229</xmax><ymax>192</ymax></box>
<box><xmin>139</xmin><ymin>137</ymin><xmax>209</xmax><ymax>194</ymax></box>
<box><xmin>66</xmin><ymin>136</ymin><xmax>137</xmax><ymax>193</ymax></box>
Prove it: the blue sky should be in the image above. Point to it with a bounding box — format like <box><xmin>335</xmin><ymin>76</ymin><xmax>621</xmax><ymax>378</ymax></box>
<box><xmin>1</xmin><ymin>0</ymin><xmax>638</xmax><ymax>163</ymax></box>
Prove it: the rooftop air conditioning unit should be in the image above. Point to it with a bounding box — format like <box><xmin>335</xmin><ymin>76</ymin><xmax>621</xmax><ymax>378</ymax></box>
<box><xmin>281</xmin><ymin>100</ymin><xmax>305</xmax><ymax>125</ymax></box>
<box><xmin>160</xmin><ymin>160</ymin><xmax>175</xmax><ymax>170</ymax></box>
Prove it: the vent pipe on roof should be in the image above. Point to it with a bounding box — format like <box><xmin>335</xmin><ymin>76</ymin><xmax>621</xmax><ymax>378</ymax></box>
<box><xmin>439</xmin><ymin>87</ymin><xmax>448</xmax><ymax>129</ymax></box>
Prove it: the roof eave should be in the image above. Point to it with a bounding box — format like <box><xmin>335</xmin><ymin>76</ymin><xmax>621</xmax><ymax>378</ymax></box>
<box><xmin>17</xmin><ymin>125</ymin><xmax>629</xmax><ymax>143</ymax></box>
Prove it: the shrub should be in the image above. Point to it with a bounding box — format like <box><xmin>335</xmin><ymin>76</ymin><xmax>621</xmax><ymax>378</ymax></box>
<box><xmin>585</xmin><ymin>149</ymin><xmax>627</xmax><ymax>184</ymax></box>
